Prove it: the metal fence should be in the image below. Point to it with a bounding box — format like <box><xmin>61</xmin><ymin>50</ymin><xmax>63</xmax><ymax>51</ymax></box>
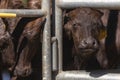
<box><xmin>0</xmin><ymin>0</ymin><xmax>51</xmax><ymax>80</ymax></box>
<box><xmin>53</xmin><ymin>0</ymin><xmax>120</xmax><ymax>80</ymax></box>
<box><xmin>1</xmin><ymin>0</ymin><xmax>120</xmax><ymax>80</ymax></box>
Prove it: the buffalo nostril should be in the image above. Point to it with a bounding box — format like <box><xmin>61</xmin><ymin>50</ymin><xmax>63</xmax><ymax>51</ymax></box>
<box><xmin>88</xmin><ymin>39</ymin><xmax>97</xmax><ymax>47</ymax></box>
<box><xmin>92</xmin><ymin>40</ymin><xmax>96</xmax><ymax>46</ymax></box>
<box><xmin>92</xmin><ymin>40</ymin><xmax>98</xmax><ymax>47</ymax></box>
<box><xmin>78</xmin><ymin>40</ymin><xmax>88</xmax><ymax>48</ymax></box>
<box><xmin>83</xmin><ymin>40</ymin><xmax>87</xmax><ymax>45</ymax></box>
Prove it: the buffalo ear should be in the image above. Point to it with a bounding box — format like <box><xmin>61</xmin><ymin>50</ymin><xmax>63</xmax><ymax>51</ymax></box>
<box><xmin>99</xmin><ymin>11</ymin><xmax>104</xmax><ymax>18</ymax></box>
<box><xmin>63</xmin><ymin>10</ymin><xmax>73</xmax><ymax>40</ymax></box>
<box><xmin>64</xmin><ymin>22</ymin><xmax>72</xmax><ymax>40</ymax></box>
<box><xmin>95</xmin><ymin>9</ymin><xmax>104</xmax><ymax>18</ymax></box>
<box><xmin>99</xmin><ymin>11</ymin><xmax>107</xmax><ymax>40</ymax></box>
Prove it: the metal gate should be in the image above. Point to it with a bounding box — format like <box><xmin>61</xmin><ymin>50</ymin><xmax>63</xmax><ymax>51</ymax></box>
<box><xmin>52</xmin><ymin>0</ymin><xmax>120</xmax><ymax>80</ymax></box>
<box><xmin>0</xmin><ymin>0</ymin><xmax>51</xmax><ymax>80</ymax></box>
<box><xmin>1</xmin><ymin>0</ymin><xmax>120</xmax><ymax>80</ymax></box>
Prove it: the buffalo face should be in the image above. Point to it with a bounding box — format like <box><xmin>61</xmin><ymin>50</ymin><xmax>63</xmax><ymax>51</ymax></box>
<box><xmin>64</xmin><ymin>8</ymin><xmax>106</xmax><ymax>58</ymax></box>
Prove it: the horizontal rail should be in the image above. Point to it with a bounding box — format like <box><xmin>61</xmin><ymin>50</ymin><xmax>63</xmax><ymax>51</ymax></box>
<box><xmin>57</xmin><ymin>0</ymin><xmax>120</xmax><ymax>9</ymax></box>
<box><xmin>56</xmin><ymin>70</ymin><xmax>120</xmax><ymax>80</ymax></box>
<box><xmin>0</xmin><ymin>9</ymin><xmax>46</xmax><ymax>17</ymax></box>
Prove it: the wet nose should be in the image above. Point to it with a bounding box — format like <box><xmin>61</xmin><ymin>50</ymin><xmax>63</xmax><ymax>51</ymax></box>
<box><xmin>79</xmin><ymin>37</ymin><xmax>98</xmax><ymax>48</ymax></box>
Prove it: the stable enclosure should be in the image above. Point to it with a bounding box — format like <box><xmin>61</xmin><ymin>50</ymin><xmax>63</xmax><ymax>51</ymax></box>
<box><xmin>0</xmin><ymin>0</ymin><xmax>120</xmax><ymax>80</ymax></box>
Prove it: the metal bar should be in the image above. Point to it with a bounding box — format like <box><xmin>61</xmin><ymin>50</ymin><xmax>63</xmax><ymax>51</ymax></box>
<box><xmin>0</xmin><ymin>9</ymin><xmax>46</xmax><ymax>17</ymax></box>
<box><xmin>55</xmin><ymin>0</ymin><xmax>63</xmax><ymax>72</ymax></box>
<box><xmin>52</xmin><ymin>37</ymin><xmax>58</xmax><ymax>71</ymax></box>
<box><xmin>52</xmin><ymin>0</ymin><xmax>58</xmax><ymax>72</ymax></box>
<box><xmin>42</xmin><ymin>0</ymin><xmax>51</xmax><ymax>80</ymax></box>
<box><xmin>56</xmin><ymin>70</ymin><xmax>120</xmax><ymax>80</ymax></box>
<box><xmin>52</xmin><ymin>1</ymin><xmax>59</xmax><ymax>80</ymax></box>
<box><xmin>57</xmin><ymin>0</ymin><xmax>120</xmax><ymax>9</ymax></box>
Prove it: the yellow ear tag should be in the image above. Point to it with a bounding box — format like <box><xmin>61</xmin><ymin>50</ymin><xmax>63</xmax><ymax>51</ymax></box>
<box><xmin>99</xmin><ymin>29</ymin><xmax>107</xmax><ymax>40</ymax></box>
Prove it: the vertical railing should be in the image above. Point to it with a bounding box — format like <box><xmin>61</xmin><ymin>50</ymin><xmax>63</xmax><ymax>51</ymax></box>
<box><xmin>55</xmin><ymin>0</ymin><xmax>63</xmax><ymax>72</ymax></box>
<box><xmin>42</xmin><ymin>0</ymin><xmax>51</xmax><ymax>80</ymax></box>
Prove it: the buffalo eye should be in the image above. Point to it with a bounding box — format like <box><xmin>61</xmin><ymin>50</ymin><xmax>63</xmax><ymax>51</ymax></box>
<box><xmin>72</xmin><ymin>23</ymin><xmax>79</xmax><ymax>30</ymax></box>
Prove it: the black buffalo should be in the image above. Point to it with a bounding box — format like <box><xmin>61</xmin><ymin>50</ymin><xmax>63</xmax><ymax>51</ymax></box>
<box><xmin>63</xmin><ymin>8</ymin><xmax>108</xmax><ymax>70</ymax></box>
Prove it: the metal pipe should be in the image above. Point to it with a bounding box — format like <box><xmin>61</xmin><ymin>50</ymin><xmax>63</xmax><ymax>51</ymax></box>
<box><xmin>57</xmin><ymin>0</ymin><xmax>120</xmax><ymax>9</ymax></box>
<box><xmin>0</xmin><ymin>9</ymin><xmax>46</xmax><ymax>17</ymax></box>
<box><xmin>42</xmin><ymin>0</ymin><xmax>51</xmax><ymax>80</ymax></box>
<box><xmin>52</xmin><ymin>0</ymin><xmax>58</xmax><ymax>72</ymax></box>
<box><xmin>56</xmin><ymin>70</ymin><xmax>120</xmax><ymax>80</ymax></box>
<box><xmin>55</xmin><ymin>0</ymin><xmax>63</xmax><ymax>72</ymax></box>
<box><xmin>52</xmin><ymin>37</ymin><xmax>58</xmax><ymax>71</ymax></box>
